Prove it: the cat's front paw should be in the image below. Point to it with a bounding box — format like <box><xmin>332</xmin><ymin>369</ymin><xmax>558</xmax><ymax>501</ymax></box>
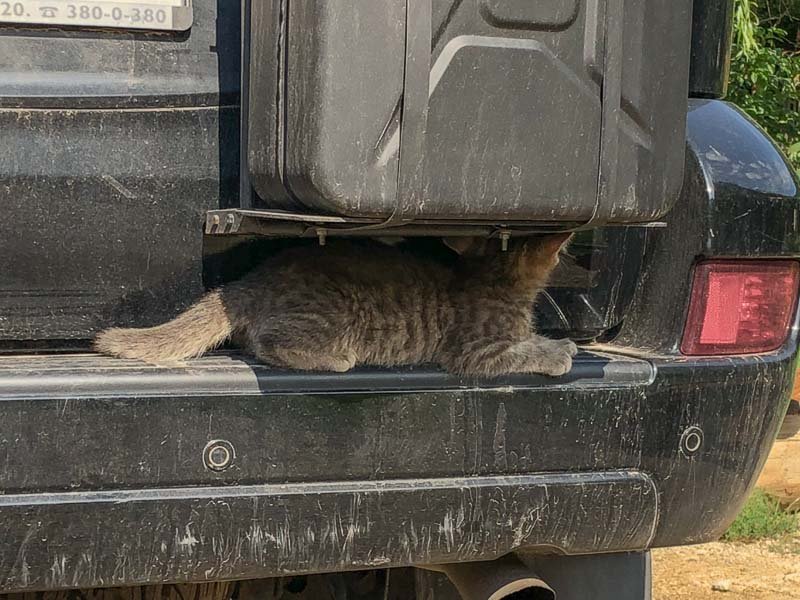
<box><xmin>533</xmin><ymin>350</ymin><xmax>574</xmax><ymax>377</ymax></box>
<box><xmin>554</xmin><ymin>339</ymin><xmax>578</xmax><ymax>357</ymax></box>
<box><xmin>532</xmin><ymin>336</ymin><xmax>578</xmax><ymax>357</ymax></box>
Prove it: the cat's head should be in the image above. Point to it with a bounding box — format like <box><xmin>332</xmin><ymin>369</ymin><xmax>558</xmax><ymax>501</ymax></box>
<box><xmin>444</xmin><ymin>233</ymin><xmax>573</xmax><ymax>283</ymax></box>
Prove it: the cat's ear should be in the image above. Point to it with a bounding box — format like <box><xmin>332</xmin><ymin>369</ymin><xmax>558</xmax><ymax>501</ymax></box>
<box><xmin>538</xmin><ymin>232</ymin><xmax>574</xmax><ymax>256</ymax></box>
<box><xmin>442</xmin><ymin>236</ymin><xmax>480</xmax><ymax>255</ymax></box>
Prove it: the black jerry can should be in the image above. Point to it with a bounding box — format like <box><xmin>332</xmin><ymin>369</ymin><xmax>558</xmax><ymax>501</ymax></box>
<box><xmin>247</xmin><ymin>0</ymin><xmax>692</xmax><ymax>225</ymax></box>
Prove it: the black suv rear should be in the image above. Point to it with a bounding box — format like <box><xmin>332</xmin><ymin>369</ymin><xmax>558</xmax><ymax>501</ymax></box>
<box><xmin>0</xmin><ymin>1</ymin><xmax>798</xmax><ymax>598</ymax></box>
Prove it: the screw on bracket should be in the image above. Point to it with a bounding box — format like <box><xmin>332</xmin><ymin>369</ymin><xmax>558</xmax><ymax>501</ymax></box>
<box><xmin>499</xmin><ymin>231</ymin><xmax>510</xmax><ymax>252</ymax></box>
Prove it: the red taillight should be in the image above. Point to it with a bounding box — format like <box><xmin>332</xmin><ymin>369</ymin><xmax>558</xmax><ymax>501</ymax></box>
<box><xmin>681</xmin><ymin>260</ymin><xmax>799</xmax><ymax>356</ymax></box>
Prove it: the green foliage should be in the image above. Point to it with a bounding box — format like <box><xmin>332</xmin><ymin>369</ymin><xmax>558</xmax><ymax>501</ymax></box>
<box><xmin>727</xmin><ymin>0</ymin><xmax>800</xmax><ymax>172</ymax></box>
<box><xmin>757</xmin><ymin>0</ymin><xmax>800</xmax><ymax>47</ymax></box>
<box><xmin>723</xmin><ymin>489</ymin><xmax>799</xmax><ymax>542</ymax></box>
<box><xmin>734</xmin><ymin>0</ymin><xmax>761</xmax><ymax>54</ymax></box>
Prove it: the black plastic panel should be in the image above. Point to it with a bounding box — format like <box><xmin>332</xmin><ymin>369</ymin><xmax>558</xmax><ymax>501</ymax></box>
<box><xmin>0</xmin><ymin>344</ymin><xmax>795</xmax><ymax>590</ymax></box>
<box><xmin>0</xmin><ymin>351</ymin><xmax>652</xmax><ymax>400</ymax></box>
<box><xmin>0</xmin><ymin>0</ymin><xmax>240</xmax><ymax>108</ymax></box>
<box><xmin>689</xmin><ymin>0</ymin><xmax>735</xmax><ymax>98</ymax></box>
<box><xmin>480</xmin><ymin>0</ymin><xmax>580</xmax><ymax>29</ymax></box>
<box><xmin>0</xmin><ymin>472</ymin><xmax>656</xmax><ymax>592</ymax></box>
<box><xmin>248</xmin><ymin>0</ymin><xmax>692</xmax><ymax>225</ymax></box>
<box><xmin>0</xmin><ymin>0</ymin><xmax>239</xmax><ymax>341</ymax></box>
<box><xmin>598</xmin><ymin>0</ymin><xmax>692</xmax><ymax>223</ymax></box>
<box><xmin>282</xmin><ymin>0</ymin><xmax>408</xmax><ymax>216</ymax></box>
<box><xmin>0</xmin><ymin>106</ymin><xmax>238</xmax><ymax>341</ymax></box>
<box><xmin>419</xmin><ymin>3</ymin><xmax>601</xmax><ymax>221</ymax></box>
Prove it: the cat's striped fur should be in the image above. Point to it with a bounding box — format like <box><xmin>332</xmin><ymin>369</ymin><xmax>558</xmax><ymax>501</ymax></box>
<box><xmin>95</xmin><ymin>235</ymin><xmax>576</xmax><ymax>377</ymax></box>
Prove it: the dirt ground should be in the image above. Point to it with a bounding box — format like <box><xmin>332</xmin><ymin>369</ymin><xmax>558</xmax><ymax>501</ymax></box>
<box><xmin>652</xmin><ymin>534</ymin><xmax>800</xmax><ymax>599</ymax></box>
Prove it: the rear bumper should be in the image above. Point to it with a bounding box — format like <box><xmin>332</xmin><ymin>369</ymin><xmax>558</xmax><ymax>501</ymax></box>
<box><xmin>0</xmin><ymin>346</ymin><xmax>794</xmax><ymax>592</ymax></box>
<box><xmin>2</xmin><ymin>95</ymin><xmax>799</xmax><ymax>595</ymax></box>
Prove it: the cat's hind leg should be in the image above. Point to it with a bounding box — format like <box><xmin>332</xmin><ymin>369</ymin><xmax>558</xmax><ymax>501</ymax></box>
<box><xmin>253</xmin><ymin>340</ymin><xmax>358</xmax><ymax>373</ymax></box>
<box><xmin>276</xmin><ymin>348</ymin><xmax>357</xmax><ymax>372</ymax></box>
<box><xmin>451</xmin><ymin>338</ymin><xmax>574</xmax><ymax>378</ymax></box>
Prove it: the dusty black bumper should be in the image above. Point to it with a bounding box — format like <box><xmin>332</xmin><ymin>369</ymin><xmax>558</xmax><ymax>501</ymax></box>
<box><xmin>0</xmin><ymin>346</ymin><xmax>793</xmax><ymax>592</ymax></box>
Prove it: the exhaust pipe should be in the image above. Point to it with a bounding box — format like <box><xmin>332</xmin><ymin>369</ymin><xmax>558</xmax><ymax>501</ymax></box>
<box><xmin>430</xmin><ymin>555</ymin><xmax>555</xmax><ymax>600</ymax></box>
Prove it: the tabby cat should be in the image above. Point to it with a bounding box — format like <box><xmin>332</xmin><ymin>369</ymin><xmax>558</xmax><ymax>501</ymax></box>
<box><xmin>94</xmin><ymin>234</ymin><xmax>577</xmax><ymax>377</ymax></box>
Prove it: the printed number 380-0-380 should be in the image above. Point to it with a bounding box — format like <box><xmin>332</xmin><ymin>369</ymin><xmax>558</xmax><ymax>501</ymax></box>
<box><xmin>0</xmin><ymin>2</ymin><xmax>169</xmax><ymax>23</ymax></box>
<box><xmin>65</xmin><ymin>4</ymin><xmax>168</xmax><ymax>23</ymax></box>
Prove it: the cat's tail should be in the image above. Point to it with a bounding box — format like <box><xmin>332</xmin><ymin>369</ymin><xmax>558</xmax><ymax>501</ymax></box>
<box><xmin>93</xmin><ymin>289</ymin><xmax>234</xmax><ymax>363</ymax></box>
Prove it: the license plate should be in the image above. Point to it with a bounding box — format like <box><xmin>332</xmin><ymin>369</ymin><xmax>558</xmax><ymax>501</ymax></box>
<box><xmin>0</xmin><ymin>0</ymin><xmax>192</xmax><ymax>31</ymax></box>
